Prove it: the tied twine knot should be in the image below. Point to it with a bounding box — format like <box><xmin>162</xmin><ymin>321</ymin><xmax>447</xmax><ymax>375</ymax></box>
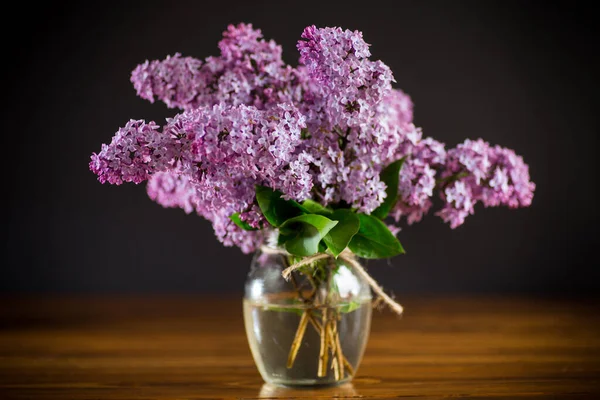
<box><xmin>260</xmin><ymin>246</ymin><xmax>404</xmax><ymax>315</ymax></box>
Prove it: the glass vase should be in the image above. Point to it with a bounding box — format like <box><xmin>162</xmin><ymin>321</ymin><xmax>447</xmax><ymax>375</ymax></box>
<box><xmin>243</xmin><ymin>246</ymin><xmax>372</xmax><ymax>387</ymax></box>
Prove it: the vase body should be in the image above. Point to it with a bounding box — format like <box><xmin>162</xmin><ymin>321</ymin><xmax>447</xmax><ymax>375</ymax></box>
<box><xmin>243</xmin><ymin>247</ymin><xmax>372</xmax><ymax>387</ymax></box>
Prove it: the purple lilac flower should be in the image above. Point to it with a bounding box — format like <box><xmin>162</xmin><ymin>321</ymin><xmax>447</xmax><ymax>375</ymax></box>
<box><xmin>146</xmin><ymin>171</ymin><xmax>199</xmax><ymax>214</ymax></box>
<box><xmin>297</xmin><ymin>25</ymin><xmax>393</xmax><ymax>130</ymax></box>
<box><xmin>343</xmin><ymin>165</ymin><xmax>387</xmax><ymax>213</ymax></box>
<box><xmin>93</xmin><ymin>23</ymin><xmax>536</xmax><ymax>254</ymax></box>
<box><xmin>130</xmin><ymin>24</ymin><xmax>415</xmax><ymax>215</ymax></box>
<box><xmin>130</xmin><ymin>23</ymin><xmax>306</xmax><ymax>112</ymax></box>
<box><xmin>442</xmin><ymin>139</ymin><xmax>491</xmax><ymax>184</ymax></box>
<box><xmin>89</xmin><ymin>120</ymin><xmax>175</xmax><ymax>185</ymax></box>
<box><xmin>167</xmin><ymin>102</ymin><xmax>311</xmax><ymax>246</ymax></box>
<box><xmin>481</xmin><ymin>145</ymin><xmax>536</xmax><ymax>208</ymax></box>
<box><xmin>183</xmin><ymin>103</ymin><xmax>310</xmax><ymax>199</ymax></box>
<box><xmin>210</xmin><ymin>210</ymin><xmax>266</xmax><ymax>253</ymax></box>
<box><xmin>297</xmin><ymin>26</ymin><xmax>403</xmax><ymax>213</ymax></box>
<box><xmin>92</xmin><ymin>103</ymin><xmax>310</xmax><ymax>252</ymax></box>
<box><xmin>377</xmin><ymin>89</ymin><xmax>413</xmax><ymax>133</ymax></box>
<box><xmin>218</xmin><ymin>23</ymin><xmax>283</xmax><ymax>71</ymax></box>
<box><xmin>131</xmin><ymin>54</ymin><xmax>204</xmax><ymax>110</ymax></box>
<box><xmin>392</xmin><ymin>129</ymin><xmax>447</xmax><ymax>225</ymax></box>
<box><xmin>436</xmin><ymin>139</ymin><xmax>535</xmax><ymax>228</ymax></box>
<box><xmin>436</xmin><ymin>180</ymin><xmax>476</xmax><ymax>229</ymax></box>
<box><xmin>298</xmin><ymin>25</ymin><xmax>372</xmax><ymax>89</ymax></box>
<box><xmin>370</xmin><ymin>89</ymin><xmax>415</xmax><ymax>166</ymax></box>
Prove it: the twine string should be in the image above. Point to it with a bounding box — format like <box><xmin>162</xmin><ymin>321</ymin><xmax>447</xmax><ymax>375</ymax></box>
<box><xmin>260</xmin><ymin>246</ymin><xmax>403</xmax><ymax>315</ymax></box>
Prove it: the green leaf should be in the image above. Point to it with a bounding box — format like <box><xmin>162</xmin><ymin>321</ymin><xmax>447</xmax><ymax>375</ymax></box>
<box><xmin>229</xmin><ymin>212</ymin><xmax>257</xmax><ymax>231</ymax></box>
<box><xmin>255</xmin><ymin>185</ymin><xmax>304</xmax><ymax>227</ymax></box>
<box><xmin>263</xmin><ymin>304</ymin><xmax>304</xmax><ymax>316</ymax></box>
<box><xmin>318</xmin><ymin>241</ymin><xmax>328</xmax><ymax>253</ymax></box>
<box><xmin>349</xmin><ymin>213</ymin><xmax>405</xmax><ymax>259</ymax></box>
<box><xmin>301</xmin><ymin>199</ymin><xmax>332</xmax><ymax>215</ymax></box>
<box><xmin>322</xmin><ymin>209</ymin><xmax>360</xmax><ymax>257</ymax></box>
<box><xmin>279</xmin><ymin>214</ymin><xmax>338</xmax><ymax>256</ymax></box>
<box><xmin>372</xmin><ymin>158</ymin><xmax>405</xmax><ymax>220</ymax></box>
<box><xmin>339</xmin><ymin>300</ymin><xmax>362</xmax><ymax>314</ymax></box>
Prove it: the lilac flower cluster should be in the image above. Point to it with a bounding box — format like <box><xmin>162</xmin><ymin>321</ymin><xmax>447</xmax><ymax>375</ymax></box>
<box><xmin>297</xmin><ymin>27</ymin><xmax>407</xmax><ymax>212</ymax></box>
<box><xmin>155</xmin><ymin>103</ymin><xmax>309</xmax><ymax>250</ymax></box>
<box><xmin>91</xmin><ymin>23</ymin><xmax>535</xmax><ymax>253</ymax></box>
<box><xmin>392</xmin><ymin>129</ymin><xmax>447</xmax><ymax>225</ymax></box>
<box><xmin>436</xmin><ymin>139</ymin><xmax>536</xmax><ymax>228</ymax></box>
<box><xmin>90</xmin><ymin>120</ymin><xmax>177</xmax><ymax>185</ymax></box>
<box><xmin>131</xmin><ymin>23</ymin><xmax>305</xmax><ymax>111</ymax></box>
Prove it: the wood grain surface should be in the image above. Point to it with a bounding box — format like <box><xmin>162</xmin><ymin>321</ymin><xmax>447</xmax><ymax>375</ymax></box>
<box><xmin>0</xmin><ymin>296</ymin><xmax>598</xmax><ymax>399</ymax></box>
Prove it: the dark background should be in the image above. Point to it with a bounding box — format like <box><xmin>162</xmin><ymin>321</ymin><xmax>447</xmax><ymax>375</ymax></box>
<box><xmin>4</xmin><ymin>0</ymin><xmax>598</xmax><ymax>295</ymax></box>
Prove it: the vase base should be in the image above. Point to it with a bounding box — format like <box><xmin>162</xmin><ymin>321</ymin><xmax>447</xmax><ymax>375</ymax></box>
<box><xmin>259</xmin><ymin>381</ymin><xmax>359</xmax><ymax>397</ymax></box>
<box><xmin>263</xmin><ymin>377</ymin><xmax>352</xmax><ymax>388</ymax></box>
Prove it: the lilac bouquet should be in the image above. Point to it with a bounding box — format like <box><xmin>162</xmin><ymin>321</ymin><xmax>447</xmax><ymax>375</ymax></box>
<box><xmin>90</xmin><ymin>23</ymin><xmax>535</xmax><ymax>385</ymax></box>
<box><xmin>90</xmin><ymin>23</ymin><xmax>534</xmax><ymax>259</ymax></box>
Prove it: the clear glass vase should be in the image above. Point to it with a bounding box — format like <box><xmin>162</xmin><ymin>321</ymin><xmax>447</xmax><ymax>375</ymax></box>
<box><xmin>243</xmin><ymin>246</ymin><xmax>372</xmax><ymax>387</ymax></box>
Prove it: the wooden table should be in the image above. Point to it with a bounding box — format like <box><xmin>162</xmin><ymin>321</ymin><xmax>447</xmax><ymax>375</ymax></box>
<box><xmin>0</xmin><ymin>296</ymin><xmax>598</xmax><ymax>399</ymax></box>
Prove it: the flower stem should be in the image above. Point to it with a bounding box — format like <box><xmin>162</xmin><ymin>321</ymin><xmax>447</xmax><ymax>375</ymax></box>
<box><xmin>318</xmin><ymin>307</ymin><xmax>329</xmax><ymax>377</ymax></box>
<box><xmin>306</xmin><ymin>309</ymin><xmax>354</xmax><ymax>379</ymax></box>
<box><xmin>331</xmin><ymin>354</ymin><xmax>340</xmax><ymax>380</ymax></box>
<box><xmin>334</xmin><ymin>320</ymin><xmax>344</xmax><ymax>378</ymax></box>
<box><xmin>285</xmin><ymin>263</ymin><xmax>352</xmax><ymax>381</ymax></box>
<box><xmin>286</xmin><ymin>310</ymin><xmax>309</xmax><ymax>369</ymax></box>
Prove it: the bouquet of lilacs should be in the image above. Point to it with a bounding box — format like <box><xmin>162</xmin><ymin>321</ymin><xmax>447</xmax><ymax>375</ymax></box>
<box><xmin>91</xmin><ymin>23</ymin><xmax>534</xmax><ymax>259</ymax></box>
<box><xmin>90</xmin><ymin>23</ymin><xmax>535</xmax><ymax>384</ymax></box>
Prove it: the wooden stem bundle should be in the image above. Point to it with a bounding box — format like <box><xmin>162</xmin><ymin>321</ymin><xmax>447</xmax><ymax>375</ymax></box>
<box><xmin>285</xmin><ymin>265</ymin><xmax>354</xmax><ymax>381</ymax></box>
<box><xmin>273</xmin><ymin>245</ymin><xmax>399</xmax><ymax>381</ymax></box>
